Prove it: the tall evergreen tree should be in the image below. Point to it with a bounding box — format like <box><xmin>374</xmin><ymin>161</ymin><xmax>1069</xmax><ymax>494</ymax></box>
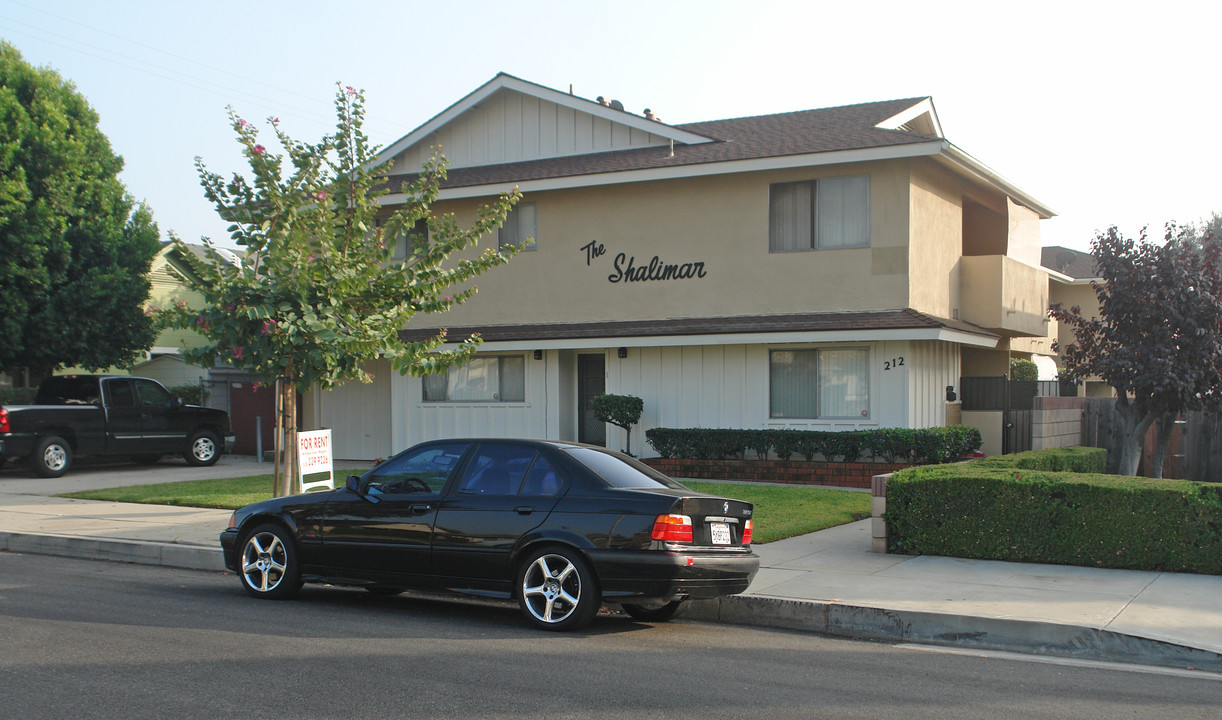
<box><xmin>0</xmin><ymin>41</ymin><xmax>160</xmax><ymax>381</ymax></box>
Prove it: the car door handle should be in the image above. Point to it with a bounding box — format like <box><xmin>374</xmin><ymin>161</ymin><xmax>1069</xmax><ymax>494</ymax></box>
<box><xmin>409</xmin><ymin>504</ymin><xmax>433</xmax><ymax>514</ymax></box>
<box><xmin>515</xmin><ymin>506</ymin><xmax>535</xmax><ymax>515</ymax></box>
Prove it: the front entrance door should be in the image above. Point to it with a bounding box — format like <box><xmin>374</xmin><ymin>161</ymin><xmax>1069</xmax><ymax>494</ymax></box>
<box><xmin>577</xmin><ymin>354</ymin><xmax>606</xmax><ymax>446</ymax></box>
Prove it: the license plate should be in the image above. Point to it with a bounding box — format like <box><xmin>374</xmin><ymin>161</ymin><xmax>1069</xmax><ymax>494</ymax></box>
<box><xmin>710</xmin><ymin>522</ymin><xmax>732</xmax><ymax>545</ymax></box>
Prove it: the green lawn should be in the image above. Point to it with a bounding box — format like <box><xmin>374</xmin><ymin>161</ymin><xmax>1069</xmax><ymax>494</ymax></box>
<box><xmin>60</xmin><ymin>474</ymin><xmax>280</xmax><ymax>510</ymax></box>
<box><xmin>683</xmin><ymin>482</ymin><xmax>870</xmax><ymax>544</ymax></box>
<box><xmin>59</xmin><ymin>476</ymin><xmax>870</xmax><ymax>544</ymax></box>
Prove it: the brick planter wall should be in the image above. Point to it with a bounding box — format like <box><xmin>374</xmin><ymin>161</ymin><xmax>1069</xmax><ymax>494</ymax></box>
<box><xmin>641</xmin><ymin>457</ymin><xmax>908</xmax><ymax>489</ymax></box>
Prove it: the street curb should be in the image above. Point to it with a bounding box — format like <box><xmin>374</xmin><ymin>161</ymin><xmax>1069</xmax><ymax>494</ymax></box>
<box><xmin>6</xmin><ymin>529</ymin><xmax>1220</xmax><ymax>673</ymax></box>
<box><xmin>0</xmin><ymin>531</ymin><xmax>226</xmax><ymax>573</ymax></box>
<box><xmin>682</xmin><ymin>594</ymin><xmax>1222</xmax><ymax>673</ymax></box>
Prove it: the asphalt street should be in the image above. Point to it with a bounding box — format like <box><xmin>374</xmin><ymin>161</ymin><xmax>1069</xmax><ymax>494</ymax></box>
<box><xmin>1</xmin><ymin>553</ymin><xmax>1218</xmax><ymax>720</ymax></box>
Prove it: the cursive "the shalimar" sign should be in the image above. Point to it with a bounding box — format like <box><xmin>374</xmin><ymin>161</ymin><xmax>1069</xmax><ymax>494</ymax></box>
<box><xmin>580</xmin><ymin>241</ymin><xmax>708</xmax><ymax>284</ymax></box>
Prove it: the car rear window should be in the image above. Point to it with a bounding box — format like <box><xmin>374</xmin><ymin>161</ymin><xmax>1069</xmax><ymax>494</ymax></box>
<box><xmin>564</xmin><ymin>447</ymin><xmax>685</xmax><ymax>490</ymax></box>
<box><xmin>35</xmin><ymin>377</ymin><xmax>101</xmax><ymax>405</ymax></box>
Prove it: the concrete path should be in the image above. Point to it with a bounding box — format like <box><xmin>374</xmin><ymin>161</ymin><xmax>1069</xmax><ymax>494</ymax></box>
<box><xmin>1</xmin><ymin>456</ymin><xmax>1220</xmax><ymax>673</ymax></box>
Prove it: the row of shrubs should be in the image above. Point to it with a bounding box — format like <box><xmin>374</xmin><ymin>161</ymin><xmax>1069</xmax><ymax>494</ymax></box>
<box><xmin>885</xmin><ymin>447</ymin><xmax>1222</xmax><ymax>574</ymax></box>
<box><xmin>0</xmin><ymin>387</ymin><xmax>36</xmax><ymax>405</ymax></box>
<box><xmin>644</xmin><ymin>426</ymin><xmax>982</xmax><ymax>465</ymax></box>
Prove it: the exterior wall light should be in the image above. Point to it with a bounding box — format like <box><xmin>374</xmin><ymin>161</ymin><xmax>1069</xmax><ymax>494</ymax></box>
<box><xmin>617</xmin><ymin>347</ymin><xmax>628</xmax><ymax>359</ymax></box>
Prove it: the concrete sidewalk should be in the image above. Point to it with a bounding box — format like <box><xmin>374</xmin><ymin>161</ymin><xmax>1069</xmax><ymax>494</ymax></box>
<box><xmin>1</xmin><ymin>459</ymin><xmax>1220</xmax><ymax>672</ymax></box>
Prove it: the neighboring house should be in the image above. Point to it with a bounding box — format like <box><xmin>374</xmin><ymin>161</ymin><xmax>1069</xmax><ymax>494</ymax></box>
<box><xmin>1041</xmin><ymin>245</ymin><xmax>1111</xmax><ymax>397</ymax></box>
<box><xmin>304</xmin><ymin>73</ymin><xmax>1060</xmax><ymax>461</ymax></box>
<box><xmin>51</xmin><ymin>242</ymin><xmax>218</xmax><ymax>386</ymax></box>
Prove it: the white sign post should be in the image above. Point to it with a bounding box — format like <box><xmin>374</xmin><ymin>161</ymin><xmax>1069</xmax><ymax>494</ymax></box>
<box><xmin>297</xmin><ymin>429</ymin><xmax>334</xmax><ymax>492</ymax></box>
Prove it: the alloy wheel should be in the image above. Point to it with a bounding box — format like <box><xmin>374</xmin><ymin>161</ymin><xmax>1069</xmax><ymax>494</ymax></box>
<box><xmin>521</xmin><ymin>553</ymin><xmax>582</xmax><ymax>624</ymax></box>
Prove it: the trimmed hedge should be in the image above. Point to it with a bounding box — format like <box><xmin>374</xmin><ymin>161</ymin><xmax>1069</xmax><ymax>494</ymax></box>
<box><xmin>971</xmin><ymin>446</ymin><xmax>1106</xmax><ymax>473</ymax></box>
<box><xmin>885</xmin><ymin>457</ymin><xmax>1222</xmax><ymax>574</ymax></box>
<box><xmin>645</xmin><ymin>426</ymin><xmax>981</xmax><ymax>465</ymax></box>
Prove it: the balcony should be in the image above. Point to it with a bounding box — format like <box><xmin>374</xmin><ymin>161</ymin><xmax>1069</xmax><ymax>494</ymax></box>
<box><xmin>959</xmin><ymin>255</ymin><xmax>1049</xmax><ymax>336</ymax></box>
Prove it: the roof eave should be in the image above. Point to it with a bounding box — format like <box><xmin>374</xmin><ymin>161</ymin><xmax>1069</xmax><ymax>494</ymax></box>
<box><xmin>378</xmin><ymin>140</ymin><xmax>948</xmax><ymax>203</ymax></box>
<box><xmin>938</xmin><ymin>143</ymin><xmax>1057</xmax><ymax>219</ymax></box>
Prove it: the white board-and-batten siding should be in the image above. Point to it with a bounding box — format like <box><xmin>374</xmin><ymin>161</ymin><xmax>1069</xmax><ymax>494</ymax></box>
<box><xmin>316</xmin><ymin>341</ymin><xmax>960</xmax><ymax>461</ymax></box>
<box><xmin>390</xmin><ymin>90</ymin><xmax>668</xmax><ymax>173</ymax></box>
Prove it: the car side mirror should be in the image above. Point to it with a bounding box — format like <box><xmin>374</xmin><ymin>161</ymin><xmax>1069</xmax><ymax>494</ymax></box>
<box><xmin>345</xmin><ymin>475</ymin><xmax>361</xmax><ymax>493</ymax></box>
<box><xmin>171</xmin><ymin>397</ymin><xmax>186</xmax><ymax>409</ymax></box>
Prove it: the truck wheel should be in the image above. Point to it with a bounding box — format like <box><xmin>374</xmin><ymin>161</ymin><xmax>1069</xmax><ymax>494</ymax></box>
<box><xmin>32</xmin><ymin>436</ymin><xmax>72</xmax><ymax>478</ymax></box>
<box><xmin>184</xmin><ymin>430</ymin><xmax>220</xmax><ymax>466</ymax></box>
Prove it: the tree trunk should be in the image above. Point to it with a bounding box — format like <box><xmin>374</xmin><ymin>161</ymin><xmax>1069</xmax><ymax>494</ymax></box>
<box><xmin>616</xmin><ymin>423</ymin><xmax>632</xmax><ymax>456</ymax></box>
<box><xmin>1114</xmin><ymin>397</ymin><xmax>1156</xmax><ymax>477</ymax></box>
<box><xmin>1149</xmin><ymin>412</ymin><xmax>1177</xmax><ymax>479</ymax></box>
<box><xmin>273</xmin><ymin>368</ymin><xmax>298</xmax><ymax>498</ymax></box>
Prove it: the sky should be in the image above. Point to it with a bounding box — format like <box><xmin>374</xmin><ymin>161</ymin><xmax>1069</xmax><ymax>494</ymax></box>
<box><xmin>2</xmin><ymin>0</ymin><xmax>1218</xmax><ymax>253</ymax></box>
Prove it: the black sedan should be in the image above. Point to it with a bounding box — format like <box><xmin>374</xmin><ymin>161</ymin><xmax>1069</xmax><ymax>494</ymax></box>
<box><xmin>219</xmin><ymin>438</ymin><xmax>759</xmax><ymax>630</ymax></box>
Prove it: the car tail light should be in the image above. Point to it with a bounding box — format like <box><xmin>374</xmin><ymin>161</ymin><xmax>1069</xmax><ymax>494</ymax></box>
<box><xmin>651</xmin><ymin>514</ymin><xmax>693</xmax><ymax>543</ymax></box>
<box><xmin>0</xmin><ymin>408</ymin><xmax>9</xmax><ymax>434</ymax></box>
<box><xmin>742</xmin><ymin>519</ymin><xmax>753</xmax><ymax>545</ymax></box>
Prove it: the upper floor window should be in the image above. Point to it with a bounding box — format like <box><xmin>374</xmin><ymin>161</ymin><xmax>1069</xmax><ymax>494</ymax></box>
<box><xmin>422</xmin><ymin>355</ymin><xmax>526</xmax><ymax>403</ymax></box>
<box><xmin>376</xmin><ymin>216</ymin><xmax>428</xmax><ymax>261</ymax></box>
<box><xmin>769</xmin><ymin>176</ymin><xmax>870</xmax><ymax>252</ymax></box>
<box><xmin>498</xmin><ymin>202</ymin><xmax>537</xmax><ymax>252</ymax></box>
<box><xmin>393</xmin><ymin>218</ymin><xmax>429</xmax><ymax>260</ymax></box>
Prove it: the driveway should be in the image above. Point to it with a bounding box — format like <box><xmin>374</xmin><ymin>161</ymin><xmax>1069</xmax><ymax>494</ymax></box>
<box><xmin>0</xmin><ymin>454</ymin><xmax>372</xmax><ymax>495</ymax></box>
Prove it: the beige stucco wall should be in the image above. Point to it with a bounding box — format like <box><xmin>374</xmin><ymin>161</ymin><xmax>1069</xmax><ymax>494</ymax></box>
<box><xmin>961</xmin><ymin>410</ymin><xmax>1003</xmax><ymax>456</ymax></box>
<box><xmin>908</xmin><ymin>160</ymin><xmax>962</xmax><ymax>319</ymax></box>
<box><xmin>403</xmin><ymin>160</ymin><xmax>914</xmax><ymax>329</ymax></box>
<box><xmin>1050</xmin><ymin>281</ymin><xmax>1100</xmax><ymax>351</ymax></box>
<box><xmin>1007</xmin><ymin>199</ymin><xmax>1043</xmax><ymax>268</ymax></box>
<box><xmin>959</xmin><ymin>255</ymin><xmax>1049</xmax><ymax>336</ymax></box>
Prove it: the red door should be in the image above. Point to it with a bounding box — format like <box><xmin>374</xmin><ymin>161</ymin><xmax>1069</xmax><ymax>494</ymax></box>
<box><xmin>228</xmin><ymin>382</ymin><xmax>276</xmax><ymax>456</ymax></box>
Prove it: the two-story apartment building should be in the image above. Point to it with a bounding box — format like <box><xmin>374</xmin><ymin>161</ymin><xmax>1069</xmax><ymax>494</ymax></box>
<box><xmin>304</xmin><ymin>73</ymin><xmax>1058</xmax><ymax>461</ymax></box>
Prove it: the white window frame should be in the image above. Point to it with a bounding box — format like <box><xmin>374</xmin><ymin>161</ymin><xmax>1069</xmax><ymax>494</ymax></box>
<box><xmin>768</xmin><ymin>176</ymin><xmax>870</xmax><ymax>252</ymax></box>
<box><xmin>768</xmin><ymin>347</ymin><xmax>871</xmax><ymax>420</ymax></box>
<box><xmin>422</xmin><ymin>354</ymin><xmax>526</xmax><ymax>403</ymax></box>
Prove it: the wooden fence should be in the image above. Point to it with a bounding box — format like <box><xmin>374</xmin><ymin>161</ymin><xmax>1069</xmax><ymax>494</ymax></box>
<box><xmin>1081</xmin><ymin>398</ymin><xmax>1221</xmax><ymax>481</ymax></box>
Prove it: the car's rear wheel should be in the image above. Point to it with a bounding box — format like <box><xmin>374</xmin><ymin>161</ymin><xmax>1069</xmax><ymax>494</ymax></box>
<box><xmin>239</xmin><ymin>523</ymin><xmax>302</xmax><ymax>599</ymax></box>
<box><xmin>621</xmin><ymin>599</ymin><xmax>685</xmax><ymax>622</ymax></box>
<box><xmin>184</xmin><ymin>430</ymin><xmax>220</xmax><ymax>466</ymax></box>
<box><xmin>517</xmin><ymin>546</ymin><xmax>600</xmax><ymax>631</ymax></box>
<box><xmin>32</xmin><ymin>436</ymin><xmax>72</xmax><ymax>478</ymax></box>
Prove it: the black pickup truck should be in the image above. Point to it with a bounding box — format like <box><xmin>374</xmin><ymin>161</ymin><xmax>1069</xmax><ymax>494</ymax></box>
<box><xmin>0</xmin><ymin>375</ymin><xmax>236</xmax><ymax>478</ymax></box>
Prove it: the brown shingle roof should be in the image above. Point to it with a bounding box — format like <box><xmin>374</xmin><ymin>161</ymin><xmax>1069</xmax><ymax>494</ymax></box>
<box><xmin>399</xmin><ymin>309</ymin><xmax>995</xmax><ymax>344</ymax></box>
<box><xmin>382</xmin><ymin>98</ymin><xmax>939</xmax><ymax>192</ymax></box>
<box><xmin>1042</xmin><ymin>246</ymin><xmax>1100</xmax><ymax>280</ymax></box>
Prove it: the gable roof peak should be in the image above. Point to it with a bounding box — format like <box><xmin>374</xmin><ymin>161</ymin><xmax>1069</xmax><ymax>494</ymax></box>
<box><xmin>376</xmin><ymin>73</ymin><xmax>715</xmax><ymax>168</ymax></box>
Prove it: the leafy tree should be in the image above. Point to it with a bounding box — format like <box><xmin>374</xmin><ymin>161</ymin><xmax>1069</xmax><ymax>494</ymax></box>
<box><xmin>592</xmin><ymin>393</ymin><xmax>644</xmax><ymax>456</ymax></box>
<box><xmin>0</xmin><ymin>41</ymin><xmax>160</xmax><ymax>381</ymax></box>
<box><xmin>1050</xmin><ymin>226</ymin><xmax>1222</xmax><ymax>477</ymax></box>
<box><xmin>1009</xmin><ymin>358</ymin><xmax>1038</xmax><ymax>383</ymax></box>
<box><xmin>166</xmin><ymin>84</ymin><xmax>522</xmax><ymax>496</ymax></box>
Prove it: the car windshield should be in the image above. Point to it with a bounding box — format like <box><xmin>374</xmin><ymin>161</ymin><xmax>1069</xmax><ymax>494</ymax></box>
<box><xmin>564</xmin><ymin>447</ymin><xmax>686</xmax><ymax>490</ymax></box>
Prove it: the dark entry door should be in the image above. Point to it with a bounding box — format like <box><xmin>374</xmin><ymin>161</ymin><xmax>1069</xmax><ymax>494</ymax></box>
<box><xmin>577</xmin><ymin>353</ymin><xmax>606</xmax><ymax>446</ymax></box>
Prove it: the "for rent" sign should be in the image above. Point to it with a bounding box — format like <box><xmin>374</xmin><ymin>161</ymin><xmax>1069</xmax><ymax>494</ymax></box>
<box><xmin>298</xmin><ymin>429</ymin><xmax>334</xmax><ymax>492</ymax></box>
